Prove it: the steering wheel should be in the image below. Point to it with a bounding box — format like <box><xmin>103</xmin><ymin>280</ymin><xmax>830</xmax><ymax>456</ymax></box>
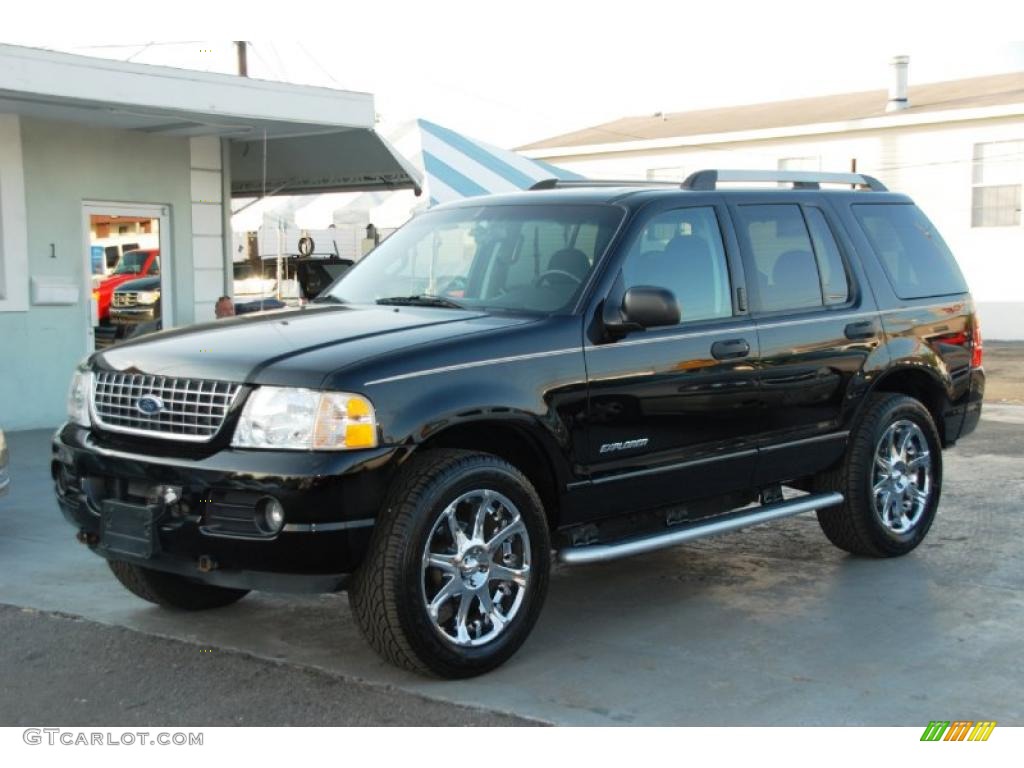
<box><xmin>441</xmin><ymin>276</ymin><xmax>468</xmax><ymax>295</ymax></box>
<box><xmin>534</xmin><ymin>269</ymin><xmax>583</xmax><ymax>288</ymax></box>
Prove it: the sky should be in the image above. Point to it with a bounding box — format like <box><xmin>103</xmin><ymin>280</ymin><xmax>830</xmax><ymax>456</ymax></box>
<box><xmin>8</xmin><ymin>4</ymin><xmax>1024</xmax><ymax>149</ymax></box>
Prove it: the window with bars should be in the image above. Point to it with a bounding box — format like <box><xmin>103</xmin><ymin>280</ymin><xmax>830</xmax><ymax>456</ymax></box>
<box><xmin>972</xmin><ymin>140</ymin><xmax>1023</xmax><ymax>227</ymax></box>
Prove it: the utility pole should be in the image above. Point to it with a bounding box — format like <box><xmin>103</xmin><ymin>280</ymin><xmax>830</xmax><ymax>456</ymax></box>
<box><xmin>235</xmin><ymin>41</ymin><xmax>248</xmax><ymax>77</ymax></box>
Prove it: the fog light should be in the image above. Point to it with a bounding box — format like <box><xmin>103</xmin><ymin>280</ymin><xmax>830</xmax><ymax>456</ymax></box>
<box><xmin>256</xmin><ymin>496</ymin><xmax>285</xmax><ymax>534</ymax></box>
<box><xmin>56</xmin><ymin>465</ymin><xmax>78</xmax><ymax>495</ymax></box>
<box><xmin>158</xmin><ymin>485</ymin><xmax>182</xmax><ymax>506</ymax></box>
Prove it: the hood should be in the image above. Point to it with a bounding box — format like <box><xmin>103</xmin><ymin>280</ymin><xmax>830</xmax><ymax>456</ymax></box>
<box><xmin>94</xmin><ymin>303</ymin><xmax>532</xmax><ymax>387</ymax></box>
<box><xmin>114</xmin><ymin>276</ymin><xmax>160</xmax><ymax>292</ymax></box>
<box><xmin>98</xmin><ymin>274</ymin><xmax>131</xmax><ymax>291</ymax></box>
<box><xmin>97</xmin><ymin>273</ymin><xmax>145</xmax><ymax>296</ymax></box>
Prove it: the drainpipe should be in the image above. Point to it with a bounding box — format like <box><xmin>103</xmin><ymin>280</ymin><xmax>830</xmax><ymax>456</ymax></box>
<box><xmin>886</xmin><ymin>55</ymin><xmax>910</xmax><ymax>112</ymax></box>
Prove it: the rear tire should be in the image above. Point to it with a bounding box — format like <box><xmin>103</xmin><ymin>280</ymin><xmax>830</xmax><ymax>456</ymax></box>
<box><xmin>108</xmin><ymin>560</ymin><xmax>250</xmax><ymax>610</ymax></box>
<box><xmin>815</xmin><ymin>393</ymin><xmax>942</xmax><ymax>557</ymax></box>
<box><xmin>349</xmin><ymin>449</ymin><xmax>551</xmax><ymax>678</ymax></box>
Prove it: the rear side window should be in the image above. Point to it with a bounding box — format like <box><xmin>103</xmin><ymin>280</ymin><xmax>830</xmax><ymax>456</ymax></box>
<box><xmin>853</xmin><ymin>204</ymin><xmax>967</xmax><ymax>299</ymax></box>
<box><xmin>804</xmin><ymin>208</ymin><xmax>849</xmax><ymax>305</ymax></box>
<box><xmin>734</xmin><ymin>204</ymin><xmax>823</xmax><ymax>312</ymax></box>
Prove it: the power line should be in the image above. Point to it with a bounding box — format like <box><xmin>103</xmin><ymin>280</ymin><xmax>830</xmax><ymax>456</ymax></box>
<box><xmin>248</xmin><ymin>43</ymin><xmax>285</xmax><ymax>81</ymax></box>
<box><xmin>297</xmin><ymin>43</ymin><xmax>340</xmax><ymax>86</ymax></box>
<box><xmin>123</xmin><ymin>42</ymin><xmax>154</xmax><ymax>62</ymax></box>
<box><xmin>71</xmin><ymin>41</ymin><xmax>203</xmax><ymax>50</ymax></box>
<box><xmin>265</xmin><ymin>41</ymin><xmax>292</xmax><ymax>82</ymax></box>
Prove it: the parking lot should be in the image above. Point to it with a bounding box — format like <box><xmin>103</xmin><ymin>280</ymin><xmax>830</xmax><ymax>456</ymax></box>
<box><xmin>1</xmin><ymin>362</ymin><xmax>1022</xmax><ymax>726</ymax></box>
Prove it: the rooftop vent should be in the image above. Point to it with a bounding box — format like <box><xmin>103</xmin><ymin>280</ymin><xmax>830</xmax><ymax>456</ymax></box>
<box><xmin>886</xmin><ymin>55</ymin><xmax>910</xmax><ymax>112</ymax></box>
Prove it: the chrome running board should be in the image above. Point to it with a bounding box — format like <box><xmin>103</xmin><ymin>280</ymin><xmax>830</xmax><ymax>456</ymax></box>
<box><xmin>558</xmin><ymin>491</ymin><xmax>844</xmax><ymax>565</ymax></box>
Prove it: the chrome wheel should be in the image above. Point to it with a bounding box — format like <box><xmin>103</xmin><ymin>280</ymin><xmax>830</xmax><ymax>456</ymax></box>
<box><xmin>872</xmin><ymin>419</ymin><xmax>932</xmax><ymax>534</ymax></box>
<box><xmin>421</xmin><ymin>489</ymin><xmax>531</xmax><ymax>648</ymax></box>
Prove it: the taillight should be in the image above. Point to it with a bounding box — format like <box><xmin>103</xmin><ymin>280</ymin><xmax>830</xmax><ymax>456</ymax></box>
<box><xmin>937</xmin><ymin>331</ymin><xmax>968</xmax><ymax>346</ymax></box>
<box><xmin>971</xmin><ymin>319</ymin><xmax>983</xmax><ymax>369</ymax></box>
<box><xmin>934</xmin><ymin>323</ymin><xmax>982</xmax><ymax>368</ymax></box>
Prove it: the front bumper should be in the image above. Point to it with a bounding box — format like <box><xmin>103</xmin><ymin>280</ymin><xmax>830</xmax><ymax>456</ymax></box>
<box><xmin>110</xmin><ymin>306</ymin><xmax>159</xmax><ymax>324</ymax></box>
<box><xmin>53</xmin><ymin>424</ymin><xmax>403</xmax><ymax>592</ymax></box>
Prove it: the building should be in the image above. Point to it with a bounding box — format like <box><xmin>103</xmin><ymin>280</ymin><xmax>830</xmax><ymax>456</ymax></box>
<box><xmin>0</xmin><ymin>44</ymin><xmax>421</xmax><ymax>430</ymax></box>
<box><xmin>520</xmin><ymin>63</ymin><xmax>1024</xmax><ymax>339</ymax></box>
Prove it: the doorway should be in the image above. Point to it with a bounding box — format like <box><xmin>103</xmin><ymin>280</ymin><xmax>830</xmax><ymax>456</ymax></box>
<box><xmin>82</xmin><ymin>202</ymin><xmax>171</xmax><ymax>350</ymax></box>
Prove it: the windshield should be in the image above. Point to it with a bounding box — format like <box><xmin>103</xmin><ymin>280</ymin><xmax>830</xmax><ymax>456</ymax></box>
<box><xmin>114</xmin><ymin>251</ymin><xmax>150</xmax><ymax>275</ymax></box>
<box><xmin>325</xmin><ymin>204</ymin><xmax>623</xmax><ymax>313</ymax></box>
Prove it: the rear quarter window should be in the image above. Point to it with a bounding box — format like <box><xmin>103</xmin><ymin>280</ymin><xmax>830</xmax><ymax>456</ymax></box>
<box><xmin>852</xmin><ymin>203</ymin><xmax>967</xmax><ymax>299</ymax></box>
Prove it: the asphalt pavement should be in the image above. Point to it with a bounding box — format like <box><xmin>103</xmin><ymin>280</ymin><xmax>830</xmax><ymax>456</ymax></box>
<box><xmin>0</xmin><ymin>604</ymin><xmax>534</xmax><ymax>726</ymax></box>
<box><xmin>1</xmin><ymin>405</ymin><xmax>1021</xmax><ymax>725</ymax></box>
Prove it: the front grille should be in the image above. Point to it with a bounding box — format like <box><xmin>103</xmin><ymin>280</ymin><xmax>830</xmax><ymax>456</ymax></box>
<box><xmin>92</xmin><ymin>372</ymin><xmax>242</xmax><ymax>442</ymax></box>
<box><xmin>112</xmin><ymin>292</ymin><xmax>138</xmax><ymax>308</ymax></box>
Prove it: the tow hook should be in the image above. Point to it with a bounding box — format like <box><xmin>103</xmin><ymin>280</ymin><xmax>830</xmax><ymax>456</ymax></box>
<box><xmin>197</xmin><ymin>555</ymin><xmax>218</xmax><ymax>573</ymax></box>
<box><xmin>76</xmin><ymin>529</ymin><xmax>98</xmax><ymax>546</ymax></box>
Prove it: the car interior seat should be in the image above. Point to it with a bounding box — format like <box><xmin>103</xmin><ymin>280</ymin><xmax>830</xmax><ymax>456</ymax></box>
<box><xmin>547</xmin><ymin>247</ymin><xmax>591</xmax><ymax>282</ymax></box>
<box><xmin>662</xmin><ymin>235</ymin><xmax>718</xmax><ymax>320</ymax></box>
<box><xmin>768</xmin><ymin>249</ymin><xmax>822</xmax><ymax>309</ymax></box>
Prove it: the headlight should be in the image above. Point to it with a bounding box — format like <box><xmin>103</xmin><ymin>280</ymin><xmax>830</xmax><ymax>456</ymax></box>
<box><xmin>135</xmin><ymin>290</ymin><xmax>160</xmax><ymax>305</ymax></box>
<box><xmin>67</xmin><ymin>367</ymin><xmax>93</xmax><ymax>427</ymax></box>
<box><xmin>232</xmin><ymin>387</ymin><xmax>378</xmax><ymax>451</ymax></box>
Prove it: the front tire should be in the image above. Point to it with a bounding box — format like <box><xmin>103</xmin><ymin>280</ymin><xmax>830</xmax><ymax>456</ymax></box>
<box><xmin>349</xmin><ymin>449</ymin><xmax>551</xmax><ymax>678</ymax></box>
<box><xmin>108</xmin><ymin>560</ymin><xmax>250</xmax><ymax>610</ymax></box>
<box><xmin>815</xmin><ymin>393</ymin><xmax>942</xmax><ymax>557</ymax></box>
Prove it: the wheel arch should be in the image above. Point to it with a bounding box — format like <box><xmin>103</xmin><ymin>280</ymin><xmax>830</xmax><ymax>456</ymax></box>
<box><xmin>867</xmin><ymin>366</ymin><xmax>951</xmax><ymax>446</ymax></box>
<box><xmin>410</xmin><ymin>419</ymin><xmax>565</xmax><ymax>531</ymax></box>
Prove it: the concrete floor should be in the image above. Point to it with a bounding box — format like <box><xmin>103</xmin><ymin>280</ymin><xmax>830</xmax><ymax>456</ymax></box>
<box><xmin>981</xmin><ymin>341</ymin><xmax>1024</xmax><ymax>404</ymax></box>
<box><xmin>1</xmin><ymin>408</ymin><xmax>1021</xmax><ymax>725</ymax></box>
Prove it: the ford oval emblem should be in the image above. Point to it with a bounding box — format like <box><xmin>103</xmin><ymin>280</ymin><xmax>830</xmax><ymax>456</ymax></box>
<box><xmin>136</xmin><ymin>394</ymin><xmax>164</xmax><ymax>416</ymax></box>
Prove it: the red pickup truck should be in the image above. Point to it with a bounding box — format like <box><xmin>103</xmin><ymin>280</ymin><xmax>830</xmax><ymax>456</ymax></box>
<box><xmin>94</xmin><ymin>249</ymin><xmax>159</xmax><ymax>322</ymax></box>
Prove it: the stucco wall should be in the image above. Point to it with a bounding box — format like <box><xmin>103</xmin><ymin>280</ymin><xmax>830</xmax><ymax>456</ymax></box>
<box><xmin>0</xmin><ymin>116</ymin><xmax>194</xmax><ymax>430</ymax></box>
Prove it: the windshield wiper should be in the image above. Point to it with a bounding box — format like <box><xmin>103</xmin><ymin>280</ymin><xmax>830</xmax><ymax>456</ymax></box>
<box><xmin>375</xmin><ymin>295</ymin><xmax>465</xmax><ymax>309</ymax></box>
<box><xmin>311</xmin><ymin>294</ymin><xmax>346</xmax><ymax>304</ymax></box>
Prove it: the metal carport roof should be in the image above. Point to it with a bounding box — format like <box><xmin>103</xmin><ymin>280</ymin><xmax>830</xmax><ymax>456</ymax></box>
<box><xmin>0</xmin><ymin>44</ymin><xmax>421</xmax><ymax>196</ymax></box>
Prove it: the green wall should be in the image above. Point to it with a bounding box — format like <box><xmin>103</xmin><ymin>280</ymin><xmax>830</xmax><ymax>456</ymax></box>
<box><xmin>0</xmin><ymin>117</ymin><xmax>193</xmax><ymax>430</ymax></box>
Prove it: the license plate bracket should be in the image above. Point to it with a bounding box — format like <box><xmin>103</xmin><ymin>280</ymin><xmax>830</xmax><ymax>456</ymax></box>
<box><xmin>100</xmin><ymin>500</ymin><xmax>162</xmax><ymax>559</ymax></box>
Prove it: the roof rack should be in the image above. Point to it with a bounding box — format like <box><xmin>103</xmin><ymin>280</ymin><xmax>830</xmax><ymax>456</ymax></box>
<box><xmin>681</xmin><ymin>169</ymin><xmax>887</xmax><ymax>191</ymax></box>
<box><xmin>529</xmin><ymin>178</ymin><xmax>678</xmax><ymax>190</ymax></box>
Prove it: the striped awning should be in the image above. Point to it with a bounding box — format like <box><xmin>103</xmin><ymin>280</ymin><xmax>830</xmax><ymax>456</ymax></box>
<box><xmin>418</xmin><ymin>119</ymin><xmax>583</xmax><ymax>206</ymax></box>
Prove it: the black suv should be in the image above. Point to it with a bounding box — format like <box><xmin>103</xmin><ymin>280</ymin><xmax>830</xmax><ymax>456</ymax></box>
<box><xmin>54</xmin><ymin>170</ymin><xmax>984</xmax><ymax>678</ymax></box>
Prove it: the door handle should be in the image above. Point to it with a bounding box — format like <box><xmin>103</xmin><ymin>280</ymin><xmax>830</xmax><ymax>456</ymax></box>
<box><xmin>844</xmin><ymin>320</ymin><xmax>878</xmax><ymax>340</ymax></box>
<box><xmin>711</xmin><ymin>338</ymin><xmax>751</xmax><ymax>360</ymax></box>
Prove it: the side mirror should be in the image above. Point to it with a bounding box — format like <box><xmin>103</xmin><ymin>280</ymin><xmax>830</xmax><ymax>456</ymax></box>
<box><xmin>602</xmin><ymin>284</ymin><xmax>684</xmax><ymax>335</ymax></box>
<box><xmin>598</xmin><ymin>274</ymin><xmax>679</xmax><ymax>339</ymax></box>
<box><xmin>604</xmin><ymin>285</ymin><xmax>680</xmax><ymax>333</ymax></box>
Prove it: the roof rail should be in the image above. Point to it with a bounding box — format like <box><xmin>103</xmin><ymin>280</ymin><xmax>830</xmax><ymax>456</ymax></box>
<box><xmin>529</xmin><ymin>178</ymin><xmax>678</xmax><ymax>190</ymax></box>
<box><xmin>681</xmin><ymin>169</ymin><xmax>887</xmax><ymax>192</ymax></box>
